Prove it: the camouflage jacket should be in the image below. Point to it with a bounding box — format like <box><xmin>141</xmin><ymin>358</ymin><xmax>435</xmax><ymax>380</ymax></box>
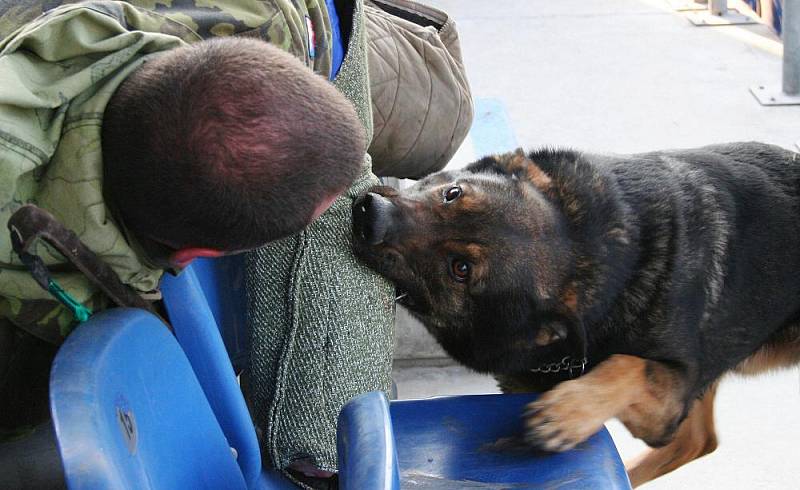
<box><xmin>0</xmin><ymin>0</ymin><xmax>473</xmax><ymax>474</ymax></box>
<box><xmin>0</xmin><ymin>0</ymin><xmax>352</xmax><ymax>342</ymax></box>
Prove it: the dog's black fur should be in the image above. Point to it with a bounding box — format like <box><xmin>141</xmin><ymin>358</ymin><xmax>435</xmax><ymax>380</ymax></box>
<box><xmin>353</xmin><ymin>142</ymin><xmax>800</xmax><ymax>447</ymax></box>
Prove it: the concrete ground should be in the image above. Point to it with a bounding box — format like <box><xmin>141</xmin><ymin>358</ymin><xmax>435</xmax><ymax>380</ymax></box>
<box><xmin>391</xmin><ymin>1</ymin><xmax>800</xmax><ymax>488</ymax></box>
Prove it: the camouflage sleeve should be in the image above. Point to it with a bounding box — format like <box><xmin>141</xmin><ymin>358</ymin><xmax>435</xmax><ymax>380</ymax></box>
<box><xmin>2</xmin><ymin>0</ymin><xmax>334</xmax><ymax>76</ymax></box>
<box><xmin>0</xmin><ymin>290</ymin><xmax>109</xmax><ymax>344</ymax></box>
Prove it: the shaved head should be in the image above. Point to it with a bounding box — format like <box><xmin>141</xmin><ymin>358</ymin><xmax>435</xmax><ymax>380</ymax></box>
<box><xmin>103</xmin><ymin>37</ymin><xmax>365</xmax><ymax>261</ymax></box>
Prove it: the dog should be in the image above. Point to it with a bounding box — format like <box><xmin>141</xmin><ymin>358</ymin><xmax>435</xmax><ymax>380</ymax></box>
<box><xmin>352</xmin><ymin>142</ymin><xmax>800</xmax><ymax>487</ymax></box>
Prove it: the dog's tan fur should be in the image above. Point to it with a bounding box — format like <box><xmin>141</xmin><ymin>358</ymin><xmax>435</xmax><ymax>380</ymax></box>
<box><xmin>625</xmin><ymin>383</ymin><xmax>719</xmax><ymax>487</ymax></box>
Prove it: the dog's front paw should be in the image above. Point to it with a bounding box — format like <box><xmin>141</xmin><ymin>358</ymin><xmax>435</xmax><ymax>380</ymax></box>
<box><xmin>523</xmin><ymin>381</ymin><xmax>609</xmax><ymax>452</ymax></box>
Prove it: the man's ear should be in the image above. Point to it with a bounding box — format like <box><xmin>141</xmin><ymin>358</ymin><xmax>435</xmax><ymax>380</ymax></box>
<box><xmin>170</xmin><ymin>248</ymin><xmax>225</xmax><ymax>268</ymax></box>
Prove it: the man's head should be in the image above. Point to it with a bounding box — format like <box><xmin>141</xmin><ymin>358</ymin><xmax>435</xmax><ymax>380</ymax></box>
<box><xmin>102</xmin><ymin>37</ymin><xmax>365</xmax><ymax>267</ymax></box>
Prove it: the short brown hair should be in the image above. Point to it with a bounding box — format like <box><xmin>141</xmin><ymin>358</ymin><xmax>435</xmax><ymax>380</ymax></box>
<box><xmin>102</xmin><ymin>37</ymin><xmax>365</xmax><ymax>253</ymax></box>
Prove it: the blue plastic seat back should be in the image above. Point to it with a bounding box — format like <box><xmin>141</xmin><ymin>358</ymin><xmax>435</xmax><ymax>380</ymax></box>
<box><xmin>182</xmin><ymin>256</ymin><xmax>250</xmax><ymax>372</ymax></box>
<box><xmin>160</xmin><ymin>260</ymin><xmax>262</xmax><ymax>488</ymax></box>
<box><xmin>337</xmin><ymin>391</ymin><xmax>401</xmax><ymax>490</ymax></box>
<box><xmin>49</xmin><ymin>308</ymin><xmax>247</xmax><ymax>490</ymax></box>
<box><xmin>390</xmin><ymin>393</ymin><xmax>631</xmax><ymax>489</ymax></box>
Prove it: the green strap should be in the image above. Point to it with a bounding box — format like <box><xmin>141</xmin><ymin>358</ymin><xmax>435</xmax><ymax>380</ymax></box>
<box><xmin>48</xmin><ymin>280</ymin><xmax>92</xmax><ymax>323</ymax></box>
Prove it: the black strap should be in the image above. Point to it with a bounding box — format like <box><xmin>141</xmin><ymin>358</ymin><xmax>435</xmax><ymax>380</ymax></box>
<box><xmin>7</xmin><ymin>205</ymin><xmax>153</xmax><ymax>312</ymax></box>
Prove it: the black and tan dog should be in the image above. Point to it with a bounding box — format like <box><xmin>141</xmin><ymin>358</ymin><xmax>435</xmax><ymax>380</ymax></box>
<box><xmin>352</xmin><ymin>142</ymin><xmax>800</xmax><ymax>487</ymax></box>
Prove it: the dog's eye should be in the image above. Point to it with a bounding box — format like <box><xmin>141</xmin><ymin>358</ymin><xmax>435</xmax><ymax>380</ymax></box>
<box><xmin>449</xmin><ymin>257</ymin><xmax>470</xmax><ymax>282</ymax></box>
<box><xmin>443</xmin><ymin>186</ymin><xmax>462</xmax><ymax>203</ymax></box>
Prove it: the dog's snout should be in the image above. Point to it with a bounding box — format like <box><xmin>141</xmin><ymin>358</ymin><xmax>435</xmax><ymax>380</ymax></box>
<box><xmin>353</xmin><ymin>192</ymin><xmax>396</xmax><ymax>245</ymax></box>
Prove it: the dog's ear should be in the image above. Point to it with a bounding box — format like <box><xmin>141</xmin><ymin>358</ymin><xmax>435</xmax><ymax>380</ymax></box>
<box><xmin>562</xmin><ymin>313</ymin><xmax>587</xmax><ymax>361</ymax></box>
<box><xmin>557</xmin><ymin>288</ymin><xmax>588</xmax><ymax>362</ymax></box>
<box><xmin>464</xmin><ymin>148</ymin><xmax>527</xmax><ymax>175</ymax></box>
<box><xmin>464</xmin><ymin>152</ymin><xmax>521</xmax><ymax>176</ymax></box>
<box><xmin>531</xmin><ymin>282</ymin><xmax>587</xmax><ymax>351</ymax></box>
<box><xmin>466</xmin><ymin>149</ymin><xmax>552</xmax><ymax>192</ymax></box>
<box><xmin>533</xmin><ymin>319</ymin><xmax>568</xmax><ymax>346</ymax></box>
<box><xmin>516</xmin><ymin>294</ymin><xmax>585</xmax><ymax>352</ymax></box>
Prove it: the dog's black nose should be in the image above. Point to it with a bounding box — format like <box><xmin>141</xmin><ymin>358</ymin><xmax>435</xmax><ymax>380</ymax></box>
<box><xmin>353</xmin><ymin>192</ymin><xmax>395</xmax><ymax>245</ymax></box>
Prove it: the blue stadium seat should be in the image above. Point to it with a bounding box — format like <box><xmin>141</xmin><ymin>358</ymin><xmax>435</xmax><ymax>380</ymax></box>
<box><xmin>337</xmin><ymin>392</ymin><xmax>401</xmax><ymax>490</ymax></box>
<box><xmin>163</xmin><ymin>257</ymin><xmax>631</xmax><ymax>489</ymax></box>
<box><xmin>49</xmin><ymin>308</ymin><xmax>247</xmax><ymax>489</ymax></box>
<box><xmin>53</xmin><ymin>255</ymin><xmax>629</xmax><ymax>489</ymax></box>
<box><xmin>159</xmin><ymin>259</ymin><xmax>297</xmax><ymax>489</ymax></box>
<box><xmin>176</xmin><ymin>256</ymin><xmax>250</xmax><ymax>372</ymax></box>
<box><xmin>391</xmin><ymin>393</ymin><xmax>631</xmax><ymax>488</ymax></box>
<box><xmin>339</xmin><ymin>391</ymin><xmax>631</xmax><ymax>489</ymax></box>
<box><xmin>160</xmin><ymin>260</ymin><xmax>263</xmax><ymax>488</ymax></box>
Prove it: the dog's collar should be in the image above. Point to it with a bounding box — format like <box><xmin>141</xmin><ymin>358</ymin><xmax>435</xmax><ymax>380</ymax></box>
<box><xmin>530</xmin><ymin>356</ymin><xmax>587</xmax><ymax>378</ymax></box>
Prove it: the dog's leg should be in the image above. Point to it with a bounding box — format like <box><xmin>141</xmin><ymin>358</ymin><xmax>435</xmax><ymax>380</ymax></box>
<box><xmin>625</xmin><ymin>383</ymin><xmax>718</xmax><ymax>487</ymax></box>
<box><xmin>525</xmin><ymin>354</ymin><xmax>687</xmax><ymax>452</ymax></box>
<box><xmin>622</xmin><ymin>326</ymin><xmax>800</xmax><ymax>486</ymax></box>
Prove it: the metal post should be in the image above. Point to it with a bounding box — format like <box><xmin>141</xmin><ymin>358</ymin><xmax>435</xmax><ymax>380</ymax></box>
<box><xmin>687</xmin><ymin>0</ymin><xmax>757</xmax><ymax>25</ymax></box>
<box><xmin>784</xmin><ymin>0</ymin><xmax>800</xmax><ymax>95</ymax></box>
<box><xmin>709</xmin><ymin>0</ymin><xmax>726</xmax><ymax>16</ymax></box>
<box><xmin>750</xmin><ymin>0</ymin><xmax>800</xmax><ymax>105</ymax></box>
